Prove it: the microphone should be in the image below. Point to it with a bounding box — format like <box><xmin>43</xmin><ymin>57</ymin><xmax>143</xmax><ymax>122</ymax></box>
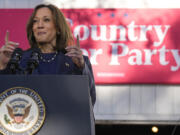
<box><xmin>8</xmin><ymin>48</ymin><xmax>23</xmax><ymax>74</ymax></box>
<box><xmin>26</xmin><ymin>48</ymin><xmax>40</xmax><ymax>74</ymax></box>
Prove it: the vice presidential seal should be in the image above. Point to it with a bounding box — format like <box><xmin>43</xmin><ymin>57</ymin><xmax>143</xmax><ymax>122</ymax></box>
<box><xmin>0</xmin><ymin>87</ymin><xmax>46</xmax><ymax>135</ymax></box>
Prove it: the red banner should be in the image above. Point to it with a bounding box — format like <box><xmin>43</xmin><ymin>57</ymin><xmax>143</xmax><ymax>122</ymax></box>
<box><xmin>0</xmin><ymin>9</ymin><xmax>180</xmax><ymax>84</ymax></box>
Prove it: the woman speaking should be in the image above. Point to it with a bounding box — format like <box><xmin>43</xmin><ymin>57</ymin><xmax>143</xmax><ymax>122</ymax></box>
<box><xmin>0</xmin><ymin>4</ymin><xmax>96</xmax><ymax>106</ymax></box>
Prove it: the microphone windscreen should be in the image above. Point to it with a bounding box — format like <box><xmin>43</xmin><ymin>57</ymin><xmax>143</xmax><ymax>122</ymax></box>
<box><xmin>11</xmin><ymin>48</ymin><xmax>23</xmax><ymax>58</ymax></box>
<box><xmin>8</xmin><ymin>48</ymin><xmax>23</xmax><ymax>74</ymax></box>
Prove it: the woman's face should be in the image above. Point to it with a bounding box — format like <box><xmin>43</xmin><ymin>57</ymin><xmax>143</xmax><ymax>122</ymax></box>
<box><xmin>33</xmin><ymin>7</ymin><xmax>57</xmax><ymax>45</ymax></box>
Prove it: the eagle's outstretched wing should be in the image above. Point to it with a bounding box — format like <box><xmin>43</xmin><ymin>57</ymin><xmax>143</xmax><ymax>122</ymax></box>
<box><xmin>24</xmin><ymin>104</ymin><xmax>32</xmax><ymax>119</ymax></box>
<box><xmin>6</xmin><ymin>104</ymin><xmax>14</xmax><ymax>119</ymax></box>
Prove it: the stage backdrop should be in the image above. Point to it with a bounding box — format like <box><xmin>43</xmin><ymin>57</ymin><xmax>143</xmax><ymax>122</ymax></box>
<box><xmin>0</xmin><ymin>9</ymin><xmax>180</xmax><ymax>84</ymax></box>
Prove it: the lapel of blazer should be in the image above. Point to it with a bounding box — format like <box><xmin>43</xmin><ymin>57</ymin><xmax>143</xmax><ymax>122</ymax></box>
<box><xmin>56</xmin><ymin>52</ymin><xmax>75</xmax><ymax>74</ymax></box>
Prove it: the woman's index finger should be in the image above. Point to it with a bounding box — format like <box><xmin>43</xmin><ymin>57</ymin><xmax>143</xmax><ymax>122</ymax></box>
<box><xmin>76</xmin><ymin>35</ymin><xmax>80</xmax><ymax>48</ymax></box>
<box><xmin>5</xmin><ymin>30</ymin><xmax>9</xmax><ymax>43</ymax></box>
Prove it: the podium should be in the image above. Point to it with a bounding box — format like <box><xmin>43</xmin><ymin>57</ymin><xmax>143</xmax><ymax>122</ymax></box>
<box><xmin>0</xmin><ymin>75</ymin><xmax>95</xmax><ymax>135</ymax></box>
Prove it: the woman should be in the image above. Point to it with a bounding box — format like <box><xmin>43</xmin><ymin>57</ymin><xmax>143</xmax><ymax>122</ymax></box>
<box><xmin>0</xmin><ymin>4</ymin><xmax>96</xmax><ymax>106</ymax></box>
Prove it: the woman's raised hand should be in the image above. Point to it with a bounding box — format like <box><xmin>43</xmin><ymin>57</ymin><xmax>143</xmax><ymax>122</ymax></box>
<box><xmin>65</xmin><ymin>35</ymin><xmax>85</xmax><ymax>69</ymax></box>
<box><xmin>0</xmin><ymin>31</ymin><xmax>19</xmax><ymax>69</ymax></box>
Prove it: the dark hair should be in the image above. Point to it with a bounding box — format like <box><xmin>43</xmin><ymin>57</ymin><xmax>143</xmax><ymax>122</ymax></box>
<box><xmin>26</xmin><ymin>4</ymin><xmax>74</xmax><ymax>52</ymax></box>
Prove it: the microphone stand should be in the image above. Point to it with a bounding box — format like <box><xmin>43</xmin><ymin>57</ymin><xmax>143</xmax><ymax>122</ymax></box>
<box><xmin>25</xmin><ymin>49</ymin><xmax>40</xmax><ymax>75</ymax></box>
<box><xmin>8</xmin><ymin>48</ymin><xmax>23</xmax><ymax>74</ymax></box>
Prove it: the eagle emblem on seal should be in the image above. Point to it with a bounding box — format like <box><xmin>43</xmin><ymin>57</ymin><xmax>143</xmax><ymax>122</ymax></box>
<box><xmin>5</xmin><ymin>98</ymin><xmax>32</xmax><ymax>125</ymax></box>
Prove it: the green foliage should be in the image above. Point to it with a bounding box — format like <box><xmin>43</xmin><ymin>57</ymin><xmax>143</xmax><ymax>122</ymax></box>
<box><xmin>4</xmin><ymin>114</ymin><xmax>11</xmax><ymax>124</ymax></box>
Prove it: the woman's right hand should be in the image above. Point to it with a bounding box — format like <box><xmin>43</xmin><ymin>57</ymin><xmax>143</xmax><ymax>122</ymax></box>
<box><xmin>0</xmin><ymin>31</ymin><xmax>19</xmax><ymax>70</ymax></box>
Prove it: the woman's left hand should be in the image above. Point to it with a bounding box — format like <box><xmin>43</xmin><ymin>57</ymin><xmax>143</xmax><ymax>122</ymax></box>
<box><xmin>65</xmin><ymin>35</ymin><xmax>85</xmax><ymax>69</ymax></box>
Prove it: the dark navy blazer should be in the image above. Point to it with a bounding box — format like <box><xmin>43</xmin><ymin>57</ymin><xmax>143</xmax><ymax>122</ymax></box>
<box><xmin>0</xmin><ymin>49</ymin><xmax>96</xmax><ymax>106</ymax></box>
